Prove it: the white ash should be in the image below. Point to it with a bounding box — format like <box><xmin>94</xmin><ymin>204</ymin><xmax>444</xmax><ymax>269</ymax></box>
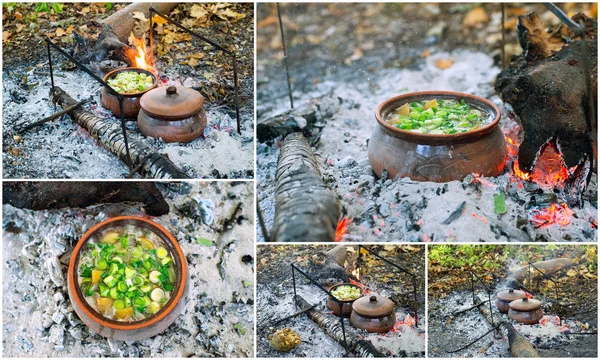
<box><xmin>2</xmin><ymin>182</ymin><xmax>255</xmax><ymax>357</ymax></box>
<box><xmin>3</xmin><ymin>61</ymin><xmax>254</xmax><ymax>179</ymax></box>
<box><xmin>257</xmin><ymin>50</ymin><xmax>598</xmax><ymax>242</ymax></box>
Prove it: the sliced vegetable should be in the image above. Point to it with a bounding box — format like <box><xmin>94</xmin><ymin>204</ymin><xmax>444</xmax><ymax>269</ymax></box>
<box><xmin>331</xmin><ymin>285</ymin><xmax>362</xmax><ymax>301</ymax></box>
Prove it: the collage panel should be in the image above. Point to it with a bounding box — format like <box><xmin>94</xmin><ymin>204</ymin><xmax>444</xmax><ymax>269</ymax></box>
<box><xmin>428</xmin><ymin>244</ymin><xmax>598</xmax><ymax>358</ymax></box>
<box><xmin>2</xmin><ymin>181</ymin><xmax>255</xmax><ymax>357</ymax></box>
<box><xmin>256</xmin><ymin>244</ymin><xmax>425</xmax><ymax>357</ymax></box>
<box><xmin>2</xmin><ymin>2</ymin><xmax>254</xmax><ymax>179</ymax></box>
<box><xmin>256</xmin><ymin>2</ymin><xmax>597</xmax><ymax>242</ymax></box>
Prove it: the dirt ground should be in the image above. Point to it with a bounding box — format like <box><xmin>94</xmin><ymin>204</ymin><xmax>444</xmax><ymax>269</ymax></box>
<box><xmin>256</xmin><ymin>244</ymin><xmax>426</xmax><ymax>357</ymax></box>
<box><xmin>256</xmin><ymin>3</ymin><xmax>598</xmax><ymax>242</ymax></box>
<box><xmin>2</xmin><ymin>3</ymin><xmax>254</xmax><ymax>179</ymax></box>
<box><xmin>2</xmin><ymin>181</ymin><xmax>255</xmax><ymax>357</ymax></box>
<box><xmin>427</xmin><ymin>245</ymin><xmax>598</xmax><ymax>358</ymax></box>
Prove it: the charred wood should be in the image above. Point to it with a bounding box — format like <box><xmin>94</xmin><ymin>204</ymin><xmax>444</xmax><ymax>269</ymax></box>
<box><xmin>257</xmin><ymin>93</ymin><xmax>342</xmax><ymax>143</ymax></box>
<box><xmin>295</xmin><ymin>295</ymin><xmax>385</xmax><ymax>358</ymax></box>
<box><xmin>51</xmin><ymin>87</ymin><xmax>190</xmax><ymax>179</ymax></box>
<box><xmin>271</xmin><ymin>132</ymin><xmax>341</xmax><ymax>242</ymax></box>
<box><xmin>3</xmin><ymin>181</ymin><xmax>169</xmax><ymax>216</ymax></box>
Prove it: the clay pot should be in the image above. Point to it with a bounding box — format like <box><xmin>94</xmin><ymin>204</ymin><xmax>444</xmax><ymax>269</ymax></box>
<box><xmin>68</xmin><ymin>216</ymin><xmax>188</xmax><ymax>341</ymax></box>
<box><xmin>368</xmin><ymin>91</ymin><xmax>506</xmax><ymax>182</ymax></box>
<box><xmin>496</xmin><ymin>289</ymin><xmax>527</xmax><ymax>314</ymax></box>
<box><xmin>138</xmin><ymin>85</ymin><xmax>207</xmax><ymax>143</ymax></box>
<box><xmin>350</xmin><ymin>294</ymin><xmax>396</xmax><ymax>333</ymax></box>
<box><xmin>101</xmin><ymin>67</ymin><xmax>158</xmax><ymax>119</ymax></box>
<box><xmin>326</xmin><ymin>283</ymin><xmax>363</xmax><ymax>317</ymax></box>
<box><xmin>508</xmin><ymin>297</ymin><xmax>544</xmax><ymax>325</ymax></box>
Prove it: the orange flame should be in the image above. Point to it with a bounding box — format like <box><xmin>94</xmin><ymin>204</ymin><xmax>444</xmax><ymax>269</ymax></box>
<box><xmin>529</xmin><ymin>203</ymin><xmax>574</xmax><ymax>227</ymax></box>
<box><xmin>125</xmin><ymin>35</ymin><xmax>157</xmax><ymax>74</ymax></box>
<box><xmin>520</xmin><ymin>288</ymin><xmax>533</xmax><ymax>299</ymax></box>
<box><xmin>335</xmin><ymin>218</ymin><xmax>351</xmax><ymax>242</ymax></box>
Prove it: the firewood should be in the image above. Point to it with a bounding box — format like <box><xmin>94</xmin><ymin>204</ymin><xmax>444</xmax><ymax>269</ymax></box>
<box><xmin>295</xmin><ymin>295</ymin><xmax>385</xmax><ymax>358</ymax></box>
<box><xmin>102</xmin><ymin>3</ymin><xmax>179</xmax><ymax>43</ymax></box>
<box><xmin>495</xmin><ymin>12</ymin><xmax>597</xmax><ymax>205</ymax></box>
<box><xmin>271</xmin><ymin>132</ymin><xmax>341</xmax><ymax>242</ymax></box>
<box><xmin>475</xmin><ymin>295</ymin><xmax>540</xmax><ymax>357</ymax></box>
<box><xmin>509</xmin><ymin>258</ymin><xmax>574</xmax><ymax>283</ymax></box>
<box><xmin>257</xmin><ymin>93</ymin><xmax>342</xmax><ymax>143</ymax></box>
<box><xmin>3</xmin><ymin>182</ymin><xmax>169</xmax><ymax>216</ymax></box>
<box><xmin>51</xmin><ymin>87</ymin><xmax>190</xmax><ymax>179</ymax></box>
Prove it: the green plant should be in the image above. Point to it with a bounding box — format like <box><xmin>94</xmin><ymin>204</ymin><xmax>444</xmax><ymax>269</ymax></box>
<box><xmin>105</xmin><ymin>3</ymin><xmax>113</xmax><ymax>11</ymax></box>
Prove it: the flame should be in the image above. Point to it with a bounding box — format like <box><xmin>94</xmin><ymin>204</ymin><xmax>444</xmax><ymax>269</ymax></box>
<box><xmin>335</xmin><ymin>218</ymin><xmax>351</xmax><ymax>241</ymax></box>
<box><xmin>348</xmin><ymin>278</ymin><xmax>369</xmax><ymax>294</ymax></box>
<box><xmin>520</xmin><ymin>288</ymin><xmax>533</xmax><ymax>299</ymax></box>
<box><xmin>125</xmin><ymin>34</ymin><xmax>157</xmax><ymax>74</ymax></box>
<box><xmin>352</xmin><ymin>268</ymin><xmax>360</xmax><ymax>281</ymax></box>
<box><xmin>391</xmin><ymin>313</ymin><xmax>416</xmax><ymax>332</ymax></box>
<box><xmin>528</xmin><ymin>203</ymin><xmax>574</xmax><ymax>228</ymax></box>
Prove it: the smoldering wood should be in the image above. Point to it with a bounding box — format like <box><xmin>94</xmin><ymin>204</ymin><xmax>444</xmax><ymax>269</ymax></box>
<box><xmin>495</xmin><ymin>13</ymin><xmax>597</xmax><ymax>204</ymax></box>
<box><xmin>271</xmin><ymin>132</ymin><xmax>341</xmax><ymax>242</ymax></box>
<box><xmin>51</xmin><ymin>87</ymin><xmax>190</xmax><ymax>179</ymax></box>
<box><xmin>257</xmin><ymin>93</ymin><xmax>343</xmax><ymax>143</ymax></box>
<box><xmin>3</xmin><ymin>181</ymin><xmax>169</xmax><ymax>216</ymax></box>
<box><xmin>509</xmin><ymin>258</ymin><xmax>574</xmax><ymax>283</ymax></box>
<box><xmin>295</xmin><ymin>295</ymin><xmax>385</xmax><ymax>358</ymax></box>
<box><xmin>475</xmin><ymin>295</ymin><xmax>540</xmax><ymax>358</ymax></box>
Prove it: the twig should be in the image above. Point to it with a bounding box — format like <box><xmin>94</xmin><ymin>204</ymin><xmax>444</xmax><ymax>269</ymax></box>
<box><xmin>16</xmin><ymin>98</ymin><xmax>89</xmax><ymax>134</ymax></box>
<box><xmin>269</xmin><ymin>304</ymin><xmax>317</xmax><ymax>328</ymax></box>
<box><xmin>125</xmin><ymin>152</ymin><xmax>153</xmax><ymax>179</ymax></box>
<box><xmin>257</xmin><ymin>201</ymin><xmax>271</xmax><ymax>242</ymax></box>
<box><xmin>447</xmin><ymin>324</ymin><xmax>500</xmax><ymax>353</ymax></box>
<box><xmin>451</xmin><ymin>300</ymin><xmax>488</xmax><ymax>317</ymax></box>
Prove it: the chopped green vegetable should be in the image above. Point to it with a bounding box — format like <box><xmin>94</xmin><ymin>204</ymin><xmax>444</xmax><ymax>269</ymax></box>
<box><xmin>234</xmin><ymin>323</ymin><xmax>246</xmax><ymax>335</ymax></box>
<box><xmin>494</xmin><ymin>193</ymin><xmax>507</xmax><ymax>214</ymax></box>
<box><xmin>107</xmin><ymin>71</ymin><xmax>154</xmax><ymax>94</ymax></box>
<box><xmin>331</xmin><ymin>285</ymin><xmax>362</xmax><ymax>301</ymax></box>
<box><xmin>196</xmin><ymin>238</ymin><xmax>213</xmax><ymax>246</ymax></box>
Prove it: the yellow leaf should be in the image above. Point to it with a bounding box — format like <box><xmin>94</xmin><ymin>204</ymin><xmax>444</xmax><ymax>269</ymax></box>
<box><xmin>566</xmin><ymin>269</ymin><xmax>577</xmax><ymax>277</ymax></box>
<box><xmin>55</xmin><ymin>28</ymin><xmax>66</xmax><ymax>37</ymax></box>
<box><xmin>462</xmin><ymin>7</ymin><xmax>489</xmax><ymax>28</ymax></box>
<box><xmin>219</xmin><ymin>8</ymin><xmax>245</xmax><ymax>21</ymax></box>
<box><xmin>132</xmin><ymin>11</ymin><xmax>147</xmax><ymax>22</ymax></box>
<box><xmin>2</xmin><ymin>31</ymin><xmax>11</xmax><ymax>42</ymax></box>
<box><xmin>190</xmin><ymin>4</ymin><xmax>208</xmax><ymax>18</ymax></box>
<box><xmin>435</xmin><ymin>58</ymin><xmax>455</xmax><ymax>69</ymax></box>
<box><xmin>66</xmin><ymin>25</ymin><xmax>75</xmax><ymax>35</ymax></box>
<box><xmin>152</xmin><ymin>14</ymin><xmax>168</xmax><ymax>27</ymax></box>
<box><xmin>183</xmin><ymin>57</ymin><xmax>200</xmax><ymax>67</ymax></box>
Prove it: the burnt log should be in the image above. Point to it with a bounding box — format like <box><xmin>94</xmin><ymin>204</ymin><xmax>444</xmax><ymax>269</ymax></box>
<box><xmin>496</xmin><ymin>13</ymin><xmax>597</xmax><ymax>205</ymax></box>
<box><xmin>509</xmin><ymin>258</ymin><xmax>574</xmax><ymax>283</ymax></box>
<box><xmin>295</xmin><ymin>295</ymin><xmax>385</xmax><ymax>358</ymax></box>
<box><xmin>475</xmin><ymin>295</ymin><xmax>540</xmax><ymax>357</ymax></box>
<box><xmin>3</xmin><ymin>181</ymin><xmax>169</xmax><ymax>216</ymax></box>
<box><xmin>257</xmin><ymin>93</ymin><xmax>342</xmax><ymax>143</ymax></box>
<box><xmin>271</xmin><ymin>132</ymin><xmax>341</xmax><ymax>242</ymax></box>
<box><xmin>51</xmin><ymin>87</ymin><xmax>190</xmax><ymax>179</ymax></box>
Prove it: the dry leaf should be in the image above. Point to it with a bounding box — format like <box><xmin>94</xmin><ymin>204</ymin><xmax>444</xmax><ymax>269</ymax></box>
<box><xmin>306</xmin><ymin>35</ymin><xmax>322</xmax><ymax>45</ymax></box>
<box><xmin>435</xmin><ymin>57</ymin><xmax>455</xmax><ymax>69</ymax></box>
<box><xmin>2</xmin><ymin>31</ymin><xmax>11</xmax><ymax>42</ymax></box>
<box><xmin>132</xmin><ymin>11</ymin><xmax>147</xmax><ymax>22</ymax></box>
<box><xmin>190</xmin><ymin>4</ymin><xmax>208</xmax><ymax>19</ymax></box>
<box><xmin>65</xmin><ymin>25</ymin><xmax>75</xmax><ymax>35</ymax></box>
<box><xmin>219</xmin><ymin>9</ymin><xmax>245</xmax><ymax>22</ymax></box>
<box><xmin>422</xmin><ymin>49</ymin><xmax>431</xmax><ymax>58</ymax></box>
<box><xmin>462</xmin><ymin>7</ymin><xmax>489</xmax><ymax>28</ymax></box>
<box><xmin>55</xmin><ymin>28</ymin><xmax>66</xmax><ymax>37</ymax></box>
<box><xmin>152</xmin><ymin>14</ymin><xmax>168</xmax><ymax>27</ymax></box>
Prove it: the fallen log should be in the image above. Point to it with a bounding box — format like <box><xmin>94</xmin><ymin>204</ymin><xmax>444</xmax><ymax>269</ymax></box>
<box><xmin>51</xmin><ymin>87</ymin><xmax>190</xmax><ymax>179</ymax></box>
<box><xmin>295</xmin><ymin>295</ymin><xmax>384</xmax><ymax>358</ymax></box>
<box><xmin>3</xmin><ymin>181</ymin><xmax>169</xmax><ymax>216</ymax></box>
<box><xmin>475</xmin><ymin>295</ymin><xmax>540</xmax><ymax>357</ymax></box>
<box><xmin>509</xmin><ymin>258</ymin><xmax>574</xmax><ymax>283</ymax></box>
<box><xmin>496</xmin><ymin>12</ymin><xmax>597</xmax><ymax>206</ymax></box>
<box><xmin>271</xmin><ymin>132</ymin><xmax>341</xmax><ymax>242</ymax></box>
<box><xmin>103</xmin><ymin>2</ymin><xmax>179</xmax><ymax>43</ymax></box>
<box><xmin>257</xmin><ymin>93</ymin><xmax>342</xmax><ymax>143</ymax></box>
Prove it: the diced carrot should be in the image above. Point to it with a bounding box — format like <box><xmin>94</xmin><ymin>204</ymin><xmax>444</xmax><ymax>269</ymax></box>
<box><xmin>91</xmin><ymin>270</ymin><xmax>103</xmax><ymax>285</ymax></box>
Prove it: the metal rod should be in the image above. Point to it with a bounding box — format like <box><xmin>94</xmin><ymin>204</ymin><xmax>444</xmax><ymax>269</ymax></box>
<box><xmin>233</xmin><ymin>54</ymin><xmax>241</xmax><ymax>134</ymax></box>
<box><xmin>47</xmin><ymin>40</ymin><xmax>56</xmax><ymax>111</ymax></box>
<box><xmin>413</xmin><ymin>277</ymin><xmax>418</xmax><ymax>327</ymax></box>
<box><xmin>339</xmin><ymin>313</ymin><xmax>348</xmax><ymax>349</ymax></box>
<box><xmin>118</xmin><ymin>100</ymin><xmax>132</xmax><ymax>169</ymax></box>
<box><xmin>501</xmin><ymin>3</ymin><xmax>506</xmax><ymax>68</ymax></box>
<box><xmin>17</xmin><ymin>98</ymin><xmax>88</xmax><ymax>134</ymax></box>
<box><xmin>542</xmin><ymin>3</ymin><xmax>585</xmax><ymax>36</ymax></box>
<box><xmin>257</xmin><ymin>201</ymin><xmax>271</xmax><ymax>242</ymax></box>
<box><xmin>488</xmin><ymin>291</ymin><xmax>494</xmax><ymax>329</ymax></box>
<box><xmin>291</xmin><ymin>264</ymin><xmax>297</xmax><ymax>309</ymax></box>
<box><xmin>149</xmin><ymin>8</ymin><xmax>154</xmax><ymax>65</ymax></box>
<box><xmin>447</xmin><ymin>324</ymin><xmax>500</xmax><ymax>353</ymax></box>
<box><xmin>277</xmin><ymin>3</ymin><xmax>294</xmax><ymax>109</ymax></box>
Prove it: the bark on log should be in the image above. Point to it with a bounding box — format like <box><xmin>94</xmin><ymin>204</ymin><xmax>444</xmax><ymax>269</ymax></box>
<box><xmin>257</xmin><ymin>93</ymin><xmax>342</xmax><ymax>143</ymax></box>
<box><xmin>51</xmin><ymin>87</ymin><xmax>190</xmax><ymax>179</ymax></box>
<box><xmin>271</xmin><ymin>132</ymin><xmax>341</xmax><ymax>242</ymax></box>
<box><xmin>496</xmin><ymin>13</ymin><xmax>597</xmax><ymax>204</ymax></box>
<box><xmin>475</xmin><ymin>295</ymin><xmax>540</xmax><ymax>357</ymax></box>
<box><xmin>509</xmin><ymin>258</ymin><xmax>574</xmax><ymax>283</ymax></box>
<box><xmin>3</xmin><ymin>181</ymin><xmax>169</xmax><ymax>216</ymax></box>
<box><xmin>103</xmin><ymin>3</ymin><xmax>179</xmax><ymax>43</ymax></box>
<box><xmin>295</xmin><ymin>295</ymin><xmax>385</xmax><ymax>358</ymax></box>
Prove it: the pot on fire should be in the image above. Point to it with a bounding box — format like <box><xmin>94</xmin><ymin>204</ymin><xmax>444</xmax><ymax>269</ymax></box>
<box><xmin>138</xmin><ymin>85</ymin><xmax>207</xmax><ymax>143</ymax></box>
<box><xmin>508</xmin><ymin>297</ymin><xmax>543</xmax><ymax>325</ymax></box>
<box><xmin>101</xmin><ymin>67</ymin><xmax>158</xmax><ymax>119</ymax></box>
<box><xmin>67</xmin><ymin>216</ymin><xmax>188</xmax><ymax>341</ymax></box>
<box><xmin>368</xmin><ymin>91</ymin><xmax>506</xmax><ymax>182</ymax></box>
<box><xmin>326</xmin><ymin>283</ymin><xmax>363</xmax><ymax>317</ymax></box>
<box><xmin>496</xmin><ymin>288</ymin><xmax>527</xmax><ymax>314</ymax></box>
<box><xmin>350</xmin><ymin>294</ymin><xmax>396</xmax><ymax>333</ymax></box>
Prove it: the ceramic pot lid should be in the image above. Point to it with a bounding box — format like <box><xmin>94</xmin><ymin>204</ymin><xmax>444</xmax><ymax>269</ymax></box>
<box><xmin>140</xmin><ymin>85</ymin><xmax>204</xmax><ymax>121</ymax></box>
<box><xmin>352</xmin><ymin>294</ymin><xmax>394</xmax><ymax>318</ymax></box>
<box><xmin>509</xmin><ymin>297</ymin><xmax>541</xmax><ymax>311</ymax></box>
<box><xmin>497</xmin><ymin>289</ymin><xmax>527</xmax><ymax>302</ymax></box>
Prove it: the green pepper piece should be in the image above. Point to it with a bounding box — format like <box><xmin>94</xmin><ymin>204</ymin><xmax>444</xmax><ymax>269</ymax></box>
<box><xmin>110</xmin><ymin>287</ymin><xmax>119</xmax><ymax>300</ymax></box>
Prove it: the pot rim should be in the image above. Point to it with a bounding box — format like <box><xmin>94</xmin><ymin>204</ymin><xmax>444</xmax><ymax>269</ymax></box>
<box><xmin>68</xmin><ymin>216</ymin><xmax>187</xmax><ymax>331</ymax></box>
<box><xmin>328</xmin><ymin>283</ymin><xmax>364</xmax><ymax>303</ymax></box>
<box><xmin>375</xmin><ymin>90</ymin><xmax>501</xmax><ymax>143</ymax></box>
<box><xmin>102</xmin><ymin>67</ymin><xmax>158</xmax><ymax>97</ymax></box>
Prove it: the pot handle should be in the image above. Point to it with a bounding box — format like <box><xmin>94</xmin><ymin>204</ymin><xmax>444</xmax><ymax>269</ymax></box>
<box><xmin>166</xmin><ymin>86</ymin><xmax>177</xmax><ymax>95</ymax></box>
<box><xmin>369</xmin><ymin>295</ymin><xmax>377</xmax><ymax>302</ymax></box>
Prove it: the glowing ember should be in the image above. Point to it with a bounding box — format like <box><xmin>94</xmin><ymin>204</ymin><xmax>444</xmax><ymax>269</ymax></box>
<box><xmin>520</xmin><ymin>288</ymin><xmax>533</xmax><ymax>299</ymax></box>
<box><xmin>125</xmin><ymin>34</ymin><xmax>157</xmax><ymax>74</ymax></box>
<box><xmin>352</xmin><ymin>268</ymin><xmax>360</xmax><ymax>281</ymax></box>
<box><xmin>335</xmin><ymin>218</ymin><xmax>351</xmax><ymax>241</ymax></box>
<box><xmin>471</xmin><ymin>213</ymin><xmax>488</xmax><ymax>225</ymax></box>
<box><xmin>528</xmin><ymin>203</ymin><xmax>574</xmax><ymax>228</ymax></box>
<box><xmin>392</xmin><ymin>313</ymin><xmax>416</xmax><ymax>332</ymax></box>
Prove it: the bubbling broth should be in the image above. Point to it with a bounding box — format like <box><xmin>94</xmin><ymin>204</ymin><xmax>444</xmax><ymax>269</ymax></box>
<box><xmin>385</xmin><ymin>98</ymin><xmax>493</xmax><ymax>134</ymax></box>
<box><xmin>77</xmin><ymin>225</ymin><xmax>177</xmax><ymax>322</ymax></box>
